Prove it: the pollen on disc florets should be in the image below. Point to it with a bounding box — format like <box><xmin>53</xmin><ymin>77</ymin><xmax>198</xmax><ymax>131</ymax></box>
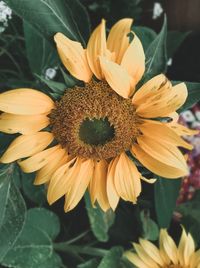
<box><xmin>49</xmin><ymin>80</ymin><xmax>140</xmax><ymax>160</ymax></box>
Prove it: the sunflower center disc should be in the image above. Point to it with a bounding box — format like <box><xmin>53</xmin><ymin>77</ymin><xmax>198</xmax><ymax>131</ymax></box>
<box><xmin>50</xmin><ymin>80</ymin><xmax>140</xmax><ymax>160</ymax></box>
<box><xmin>79</xmin><ymin>117</ymin><xmax>115</xmax><ymax>145</ymax></box>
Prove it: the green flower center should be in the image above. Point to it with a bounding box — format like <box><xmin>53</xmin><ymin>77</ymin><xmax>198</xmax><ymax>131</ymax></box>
<box><xmin>79</xmin><ymin>117</ymin><xmax>115</xmax><ymax>146</ymax></box>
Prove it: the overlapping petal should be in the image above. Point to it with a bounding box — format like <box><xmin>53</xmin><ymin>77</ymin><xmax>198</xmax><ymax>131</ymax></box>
<box><xmin>34</xmin><ymin>148</ymin><xmax>68</xmax><ymax>185</ymax></box>
<box><xmin>18</xmin><ymin>145</ymin><xmax>60</xmax><ymax>173</ymax></box>
<box><xmin>139</xmin><ymin>120</ymin><xmax>193</xmax><ymax>150</ymax></box>
<box><xmin>107</xmin><ymin>18</ymin><xmax>133</xmax><ymax>64</ymax></box>
<box><xmin>47</xmin><ymin>157</ymin><xmax>80</xmax><ymax>205</ymax></box>
<box><xmin>121</xmin><ymin>33</ymin><xmax>145</xmax><ymax>86</ymax></box>
<box><xmin>99</xmin><ymin>56</ymin><xmax>133</xmax><ymax>98</ymax></box>
<box><xmin>136</xmin><ymin>82</ymin><xmax>188</xmax><ymax>118</ymax></box>
<box><xmin>127</xmin><ymin>228</ymin><xmax>198</xmax><ymax>268</ymax></box>
<box><xmin>54</xmin><ymin>33</ymin><xmax>92</xmax><ymax>82</ymax></box>
<box><xmin>0</xmin><ymin>132</ymin><xmax>53</xmax><ymax>163</ymax></box>
<box><xmin>131</xmin><ymin>144</ymin><xmax>189</xmax><ymax>178</ymax></box>
<box><xmin>86</xmin><ymin>19</ymin><xmax>109</xmax><ymax>79</ymax></box>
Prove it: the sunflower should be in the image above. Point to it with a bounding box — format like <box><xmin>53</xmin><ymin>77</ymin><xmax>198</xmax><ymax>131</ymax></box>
<box><xmin>125</xmin><ymin>228</ymin><xmax>200</xmax><ymax>268</ymax></box>
<box><xmin>0</xmin><ymin>19</ymin><xmax>197</xmax><ymax>212</ymax></box>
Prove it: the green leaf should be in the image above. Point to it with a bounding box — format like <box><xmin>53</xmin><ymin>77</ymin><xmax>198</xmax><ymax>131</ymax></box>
<box><xmin>36</xmin><ymin>74</ymin><xmax>66</xmax><ymax>93</ymax></box>
<box><xmin>21</xmin><ymin>172</ymin><xmax>46</xmax><ymax>205</ymax></box>
<box><xmin>133</xmin><ymin>26</ymin><xmax>157</xmax><ymax>52</ymax></box>
<box><xmin>68</xmin><ymin>0</ymin><xmax>91</xmax><ymax>42</ymax></box>
<box><xmin>85</xmin><ymin>192</ymin><xmax>115</xmax><ymax>242</ymax></box>
<box><xmin>98</xmin><ymin>247</ymin><xmax>123</xmax><ymax>268</ymax></box>
<box><xmin>0</xmin><ymin>164</ymin><xmax>26</xmax><ymax>262</ymax></box>
<box><xmin>4</xmin><ymin>0</ymin><xmax>88</xmax><ymax>44</ymax></box>
<box><xmin>177</xmin><ymin>190</ymin><xmax>200</xmax><ymax>220</ymax></box>
<box><xmin>60</xmin><ymin>68</ymin><xmax>79</xmax><ymax>88</ymax></box>
<box><xmin>36</xmin><ymin>252</ymin><xmax>63</xmax><ymax>268</ymax></box>
<box><xmin>179</xmin><ymin>82</ymin><xmax>200</xmax><ymax>112</ymax></box>
<box><xmin>140</xmin><ymin>210</ymin><xmax>159</xmax><ymax>241</ymax></box>
<box><xmin>120</xmin><ymin>257</ymin><xmax>136</xmax><ymax>268</ymax></box>
<box><xmin>154</xmin><ymin>176</ymin><xmax>181</xmax><ymax>228</ymax></box>
<box><xmin>26</xmin><ymin>208</ymin><xmax>60</xmax><ymax>240</ymax></box>
<box><xmin>145</xmin><ymin>16</ymin><xmax>167</xmax><ymax>81</ymax></box>
<box><xmin>167</xmin><ymin>31</ymin><xmax>190</xmax><ymax>59</ymax></box>
<box><xmin>2</xmin><ymin>222</ymin><xmax>53</xmax><ymax>268</ymax></box>
<box><xmin>176</xmin><ymin>191</ymin><xmax>200</xmax><ymax>244</ymax></box>
<box><xmin>78</xmin><ymin>259</ymin><xmax>99</xmax><ymax>268</ymax></box>
<box><xmin>23</xmin><ymin>21</ymin><xmax>59</xmax><ymax>76</ymax></box>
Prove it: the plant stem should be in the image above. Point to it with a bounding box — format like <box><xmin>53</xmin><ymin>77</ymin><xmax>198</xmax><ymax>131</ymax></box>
<box><xmin>54</xmin><ymin>243</ymin><xmax>108</xmax><ymax>257</ymax></box>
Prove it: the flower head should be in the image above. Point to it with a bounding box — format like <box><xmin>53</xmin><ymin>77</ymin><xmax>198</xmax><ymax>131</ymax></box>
<box><xmin>125</xmin><ymin>228</ymin><xmax>200</xmax><ymax>268</ymax></box>
<box><xmin>0</xmin><ymin>19</ymin><xmax>197</xmax><ymax>212</ymax></box>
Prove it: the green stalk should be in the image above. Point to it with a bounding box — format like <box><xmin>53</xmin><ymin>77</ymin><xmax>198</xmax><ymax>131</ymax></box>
<box><xmin>54</xmin><ymin>243</ymin><xmax>108</xmax><ymax>257</ymax></box>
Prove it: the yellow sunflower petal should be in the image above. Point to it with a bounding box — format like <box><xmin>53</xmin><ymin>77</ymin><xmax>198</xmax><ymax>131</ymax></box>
<box><xmin>107</xmin><ymin>157</ymin><xmax>120</xmax><ymax>211</ymax></box>
<box><xmin>160</xmin><ymin>229</ymin><xmax>178</xmax><ymax>265</ymax></box>
<box><xmin>139</xmin><ymin>238</ymin><xmax>165</xmax><ymax>266</ymax></box>
<box><xmin>168</xmin><ymin>122</ymin><xmax>199</xmax><ymax>136</ymax></box>
<box><xmin>47</xmin><ymin>157</ymin><xmax>79</xmax><ymax>205</ymax></box>
<box><xmin>54</xmin><ymin>33</ymin><xmax>92</xmax><ymax>82</ymax></box>
<box><xmin>86</xmin><ymin>19</ymin><xmax>110</xmax><ymax>79</ymax></box>
<box><xmin>0</xmin><ymin>113</ymin><xmax>49</xmax><ymax>134</ymax></box>
<box><xmin>0</xmin><ymin>89</ymin><xmax>54</xmax><ymax>115</ymax></box>
<box><xmin>121</xmin><ymin>33</ymin><xmax>145</xmax><ymax>86</ymax></box>
<box><xmin>34</xmin><ymin>148</ymin><xmax>68</xmax><ymax>185</ymax></box>
<box><xmin>18</xmin><ymin>145</ymin><xmax>60</xmax><ymax>173</ymax></box>
<box><xmin>136</xmin><ymin>136</ymin><xmax>188</xmax><ymax>171</ymax></box>
<box><xmin>89</xmin><ymin>159</ymin><xmax>110</xmax><ymax>212</ymax></box>
<box><xmin>139</xmin><ymin>120</ymin><xmax>193</xmax><ymax>150</ymax></box>
<box><xmin>182</xmin><ymin>233</ymin><xmax>195</xmax><ymax>266</ymax></box>
<box><xmin>168</xmin><ymin>112</ymin><xmax>179</xmax><ymax>123</ymax></box>
<box><xmin>178</xmin><ymin>228</ymin><xmax>189</xmax><ymax>266</ymax></box>
<box><xmin>99</xmin><ymin>56</ymin><xmax>133</xmax><ymax>98</ymax></box>
<box><xmin>136</xmin><ymin>83</ymin><xmax>188</xmax><ymax>118</ymax></box>
<box><xmin>107</xmin><ymin>18</ymin><xmax>133</xmax><ymax>64</ymax></box>
<box><xmin>132</xmin><ymin>74</ymin><xmax>171</xmax><ymax>106</ymax></box>
<box><xmin>64</xmin><ymin>158</ymin><xmax>94</xmax><ymax>212</ymax></box>
<box><xmin>190</xmin><ymin>249</ymin><xmax>200</xmax><ymax>268</ymax></box>
<box><xmin>0</xmin><ymin>132</ymin><xmax>53</xmax><ymax>163</ymax></box>
<box><xmin>114</xmin><ymin>153</ymin><xmax>141</xmax><ymax>203</ymax></box>
<box><xmin>133</xmin><ymin>243</ymin><xmax>159</xmax><ymax>268</ymax></box>
<box><xmin>125</xmin><ymin>252</ymin><xmax>149</xmax><ymax>268</ymax></box>
<box><xmin>131</xmin><ymin>144</ymin><xmax>189</xmax><ymax>178</ymax></box>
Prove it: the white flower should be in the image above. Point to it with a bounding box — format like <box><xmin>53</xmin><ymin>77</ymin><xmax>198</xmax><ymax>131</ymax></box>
<box><xmin>45</xmin><ymin>67</ymin><xmax>57</xmax><ymax>80</ymax></box>
<box><xmin>181</xmin><ymin>110</ymin><xmax>196</xmax><ymax>123</ymax></box>
<box><xmin>167</xmin><ymin>58</ymin><xmax>173</xmax><ymax>66</ymax></box>
<box><xmin>152</xmin><ymin>2</ymin><xmax>163</xmax><ymax>20</ymax></box>
<box><xmin>192</xmin><ymin>121</ymin><xmax>200</xmax><ymax>129</ymax></box>
<box><xmin>0</xmin><ymin>1</ymin><xmax>12</xmax><ymax>32</ymax></box>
